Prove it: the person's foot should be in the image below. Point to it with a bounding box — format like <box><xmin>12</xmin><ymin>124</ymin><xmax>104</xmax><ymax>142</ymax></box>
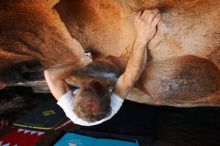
<box><xmin>0</xmin><ymin>119</ymin><xmax>9</xmax><ymax>130</ymax></box>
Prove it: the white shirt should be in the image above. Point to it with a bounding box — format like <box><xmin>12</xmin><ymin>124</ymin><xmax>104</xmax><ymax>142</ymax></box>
<box><xmin>57</xmin><ymin>89</ymin><xmax>124</xmax><ymax>126</ymax></box>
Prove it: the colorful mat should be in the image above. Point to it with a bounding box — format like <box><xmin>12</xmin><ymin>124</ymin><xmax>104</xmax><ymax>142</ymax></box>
<box><xmin>0</xmin><ymin>128</ymin><xmax>45</xmax><ymax>146</ymax></box>
<box><xmin>13</xmin><ymin>101</ymin><xmax>66</xmax><ymax>130</ymax></box>
<box><xmin>54</xmin><ymin>132</ymin><xmax>139</xmax><ymax>146</ymax></box>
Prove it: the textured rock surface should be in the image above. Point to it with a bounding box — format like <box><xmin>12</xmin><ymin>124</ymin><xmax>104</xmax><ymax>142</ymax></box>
<box><xmin>0</xmin><ymin>0</ymin><xmax>219</xmax><ymax>106</ymax></box>
<box><xmin>141</xmin><ymin>55</ymin><xmax>220</xmax><ymax>106</ymax></box>
<box><xmin>0</xmin><ymin>0</ymin><xmax>85</xmax><ymax>69</ymax></box>
<box><xmin>55</xmin><ymin>0</ymin><xmax>220</xmax><ymax>68</ymax></box>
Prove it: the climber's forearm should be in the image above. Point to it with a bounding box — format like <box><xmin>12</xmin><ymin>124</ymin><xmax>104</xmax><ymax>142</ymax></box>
<box><xmin>44</xmin><ymin>51</ymin><xmax>92</xmax><ymax>81</ymax></box>
<box><xmin>113</xmin><ymin>39</ymin><xmax>148</xmax><ymax>98</ymax></box>
<box><xmin>123</xmin><ymin>39</ymin><xmax>148</xmax><ymax>84</ymax></box>
<box><xmin>44</xmin><ymin>61</ymin><xmax>84</xmax><ymax>81</ymax></box>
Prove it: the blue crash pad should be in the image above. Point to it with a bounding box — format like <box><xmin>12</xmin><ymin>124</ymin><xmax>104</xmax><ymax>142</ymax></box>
<box><xmin>54</xmin><ymin>132</ymin><xmax>139</xmax><ymax>146</ymax></box>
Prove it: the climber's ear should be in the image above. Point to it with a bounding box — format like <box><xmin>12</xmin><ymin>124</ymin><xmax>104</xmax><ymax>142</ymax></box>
<box><xmin>44</xmin><ymin>0</ymin><xmax>60</xmax><ymax>8</ymax></box>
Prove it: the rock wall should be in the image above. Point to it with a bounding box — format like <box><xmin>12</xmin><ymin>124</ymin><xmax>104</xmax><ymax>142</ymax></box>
<box><xmin>141</xmin><ymin>55</ymin><xmax>220</xmax><ymax>106</ymax></box>
<box><xmin>0</xmin><ymin>0</ymin><xmax>219</xmax><ymax>106</ymax></box>
<box><xmin>0</xmin><ymin>0</ymin><xmax>85</xmax><ymax>69</ymax></box>
<box><xmin>55</xmin><ymin>0</ymin><xmax>220</xmax><ymax>68</ymax></box>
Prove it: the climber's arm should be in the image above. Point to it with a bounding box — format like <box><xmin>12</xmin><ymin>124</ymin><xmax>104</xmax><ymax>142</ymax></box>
<box><xmin>44</xmin><ymin>57</ymin><xmax>92</xmax><ymax>100</ymax></box>
<box><xmin>113</xmin><ymin>9</ymin><xmax>162</xmax><ymax>99</ymax></box>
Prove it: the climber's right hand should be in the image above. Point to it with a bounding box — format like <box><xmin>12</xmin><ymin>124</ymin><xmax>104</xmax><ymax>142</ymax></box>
<box><xmin>135</xmin><ymin>9</ymin><xmax>162</xmax><ymax>46</ymax></box>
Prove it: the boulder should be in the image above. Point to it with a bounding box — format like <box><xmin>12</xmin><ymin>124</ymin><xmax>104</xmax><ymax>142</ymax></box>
<box><xmin>55</xmin><ymin>0</ymin><xmax>220</xmax><ymax>69</ymax></box>
<box><xmin>0</xmin><ymin>0</ymin><xmax>219</xmax><ymax>106</ymax></box>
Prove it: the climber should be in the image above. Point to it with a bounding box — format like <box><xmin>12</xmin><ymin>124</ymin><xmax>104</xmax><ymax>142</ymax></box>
<box><xmin>44</xmin><ymin>9</ymin><xmax>162</xmax><ymax>126</ymax></box>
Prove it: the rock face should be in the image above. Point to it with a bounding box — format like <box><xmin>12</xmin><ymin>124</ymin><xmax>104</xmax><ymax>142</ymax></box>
<box><xmin>0</xmin><ymin>0</ymin><xmax>85</xmax><ymax>69</ymax></box>
<box><xmin>55</xmin><ymin>0</ymin><xmax>220</xmax><ymax>68</ymax></box>
<box><xmin>141</xmin><ymin>55</ymin><xmax>220</xmax><ymax>106</ymax></box>
<box><xmin>0</xmin><ymin>0</ymin><xmax>219</xmax><ymax>106</ymax></box>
